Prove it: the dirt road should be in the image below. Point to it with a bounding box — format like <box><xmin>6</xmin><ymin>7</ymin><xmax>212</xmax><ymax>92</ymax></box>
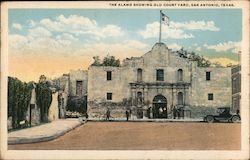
<box><xmin>8</xmin><ymin>122</ymin><xmax>240</xmax><ymax>150</ymax></box>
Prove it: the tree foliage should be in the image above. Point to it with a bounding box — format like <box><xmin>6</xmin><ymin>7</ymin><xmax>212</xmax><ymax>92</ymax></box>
<box><xmin>8</xmin><ymin>76</ymin><xmax>53</xmax><ymax>129</ymax></box>
<box><xmin>36</xmin><ymin>81</ymin><xmax>52</xmax><ymax>123</ymax></box>
<box><xmin>67</xmin><ymin>96</ymin><xmax>87</xmax><ymax>113</ymax></box>
<box><xmin>91</xmin><ymin>55</ymin><xmax>120</xmax><ymax>67</ymax></box>
<box><xmin>176</xmin><ymin>48</ymin><xmax>212</xmax><ymax>67</ymax></box>
<box><xmin>92</xmin><ymin>56</ymin><xmax>102</xmax><ymax>66</ymax></box>
<box><xmin>8</xmin><ymin>77</ymin><xmax>33</xmax><ymax>129</ymax></box>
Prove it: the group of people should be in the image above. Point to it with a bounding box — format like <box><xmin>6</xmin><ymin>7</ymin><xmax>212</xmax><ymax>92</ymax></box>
<box><xmin>104</xmin><ymin>107</ymin><xmax>184</xmax><ymax>120</ymax></box>
<box><xmin>105</xmin><ymin>109</ymin><xmax>131</xmax><ymax>121</ymax></box>
<box><xmin>173</xmin><ymin>106</ymin><xmax>184</xmax><ymax>119</ymax></box>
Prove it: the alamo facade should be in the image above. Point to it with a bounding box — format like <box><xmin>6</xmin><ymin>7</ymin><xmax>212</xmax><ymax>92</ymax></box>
<box><xmin>87</xmin><ymin>43</ymin><xmax>232</xmax><ymax>119</ymax></box>
<box><xmin>56</xmin><ymin>42</ymin><xmax>232</xmax><ymax>119</ymax></box>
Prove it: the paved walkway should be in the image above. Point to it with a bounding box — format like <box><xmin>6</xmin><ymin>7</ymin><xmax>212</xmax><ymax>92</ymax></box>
<box><xmin>8</xmin><ymin>117</ymin><xmax>203</xmax><ymax>145</ymax></box>
<box><xmin>8</xmin><ymin>118</ymin><xmax>85</xmax><ymax>145</ymax></box>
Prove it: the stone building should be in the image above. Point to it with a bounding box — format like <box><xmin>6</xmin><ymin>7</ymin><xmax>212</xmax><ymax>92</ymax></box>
<box><xmin>231</xmin><ymin>65</ymin><xmax>241</xmax><ymax>113</ymax></box>
<box><xmin>87</xmin><ymin>43</ymin><xmax>232</xmax><ymax>119</ymax></box>
<box><xmin>69</xmin><ymin>69</ymin><xmax>88</xmax><ymax>97</ymax></box>
<box><xmin>54</xmin><ymin>69</ymin><xmax>88</xmax><ymax>115</ymax></box>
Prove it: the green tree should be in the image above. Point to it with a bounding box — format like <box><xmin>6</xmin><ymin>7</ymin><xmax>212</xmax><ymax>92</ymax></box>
<box><xmin>103</xmin><ymin>55</ymin><xmax>120</xmax><ymax>67</ymax></box>
<box><xmin>91</xmin><ymin>55</ymin><xmax>120</xmax><ymax>67</ymax></box>
<box><xmin>36</xmin><ymin>82</ymin><xmax>52</xmax><ymax>123</ymax></box>
<box><xmin>39</xmin><ymin>75</ymin><xmax>47</xmax><ymax>83</ymax></box>
<box><xmin>8</xmin><ymin>77</ymin><xmax>33</xmax><ymax>129</ymax></box>
<box><xmin>91</xmin><ymin>56</ymin><xmax>101</xmax><ymax>66</ymax></box>
<box><xmin>176</xmin><ymin>48</ymin><xmax>211</xmax><ymax>67</ymax></box>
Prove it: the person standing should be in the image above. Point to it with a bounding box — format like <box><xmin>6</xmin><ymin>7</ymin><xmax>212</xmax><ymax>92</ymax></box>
<box><xmin>125</xmin><ymin>110</ymin><xmax>129</xmax><ymax>121</ymax></box>
<box><xmin>173</xmin><ymin>106</ymin><xmax>177</xmax><ymax>119</ymax></box>
<box><xmin>106</xmin><ymin>108</ymin><xmax>110</xmax><ymax>121</ymax></box>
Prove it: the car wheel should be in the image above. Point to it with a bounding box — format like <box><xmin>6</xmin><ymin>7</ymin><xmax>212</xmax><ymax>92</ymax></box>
<box><xmin>206</xmin><ymin>116</ymin><xmax>214</xmax><ymax>123</ymax></box>
<box><xmin>231</xmin><ymin>116</ymin><xmax>240</xmax><ymax>123</ymax></box>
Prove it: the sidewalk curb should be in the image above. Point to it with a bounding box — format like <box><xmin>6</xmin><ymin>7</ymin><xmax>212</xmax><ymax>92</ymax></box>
<box><xmin>8</xmin><ymin>119</ymin><xmax>86</xmax><ymax>145</ymax></box>
<box><xmin>87</xmin><ymin>119</ymin><xmax>204</xmax><ymax>123</ymax></box>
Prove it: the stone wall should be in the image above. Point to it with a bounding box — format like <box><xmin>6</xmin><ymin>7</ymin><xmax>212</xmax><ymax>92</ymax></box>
<box><xmin>26</xmin><ymin>86</ymin><xmax>40</xmax><ymax>126</ymax></box>
<box><xmin>69</xmin><ymin>69</ymin><xmax>88</xmax><ymax>97</ymax></box>
<box><xmin>87</xmin><ymin>43</ymin><xmax>232</xmax><ymax>119</ymax></box>
<box><xmin>88</xmin><ymin>101</ymin><xmax>127</xmax><ymax>119</ymax></box>
<box><xmin>48</xmin><ymin>92</ymin><xmax>59</xmax><ymax>121</ymax></box>
<box><xmin>188</xmin><ymin>106</ymin><xmax>217</xmax><ymax>119</ymax></box>
<box><xmin>190</xmin><ymin>66</ymin><xmax>232</xmax><ymax>107</ymax></box>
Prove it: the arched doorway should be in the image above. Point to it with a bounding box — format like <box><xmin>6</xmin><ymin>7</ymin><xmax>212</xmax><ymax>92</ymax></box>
<box><xmin>152</xmin><ymin>95</ymin><xmax>168</xmax><ymax>118</ymax></box>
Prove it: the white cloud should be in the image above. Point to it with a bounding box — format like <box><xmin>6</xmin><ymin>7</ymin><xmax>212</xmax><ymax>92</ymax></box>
<box><xmin>9</xmin><ymin>34</ymin><xmax>28</xmax><ymax>49</ymax></box>
<box><xmin>38</xmin><ymin>15</ymin><xmax>124</xmax><ymax>38</ymax></box>
<box><xmin>56</xmin><ymin>33</ymin><xmax>78</xmax><ymax>41</ymax></box>
<box><xmin>9</xmin><ymin>27</ymin><xmax>148</xmax><ymax>61</ymax></box>
<box><xmin>209</xmin><ymin>58</ymin><xmax>239</xmax><ymax>66</ymax></box>
<box><xmin>171</xmin><ymin>21</ymin><xmax>220</xmax><ymax>31</ymax></box>
<box><xmin>138</xmin><ymin>21</ymin><xmax>194</xmax><ymax>39</ymax></box>
<box><xmin>168</xmin><ymin>43</ymin><xmax>182</xmax><ymax>50</ymax></box>
<box><xmin>195</xmin><ymin>47</ymin><xmax>201</xmax><ymax>51</ymax></box>
<box><xmin>139</xmin><ymin>20</ymin><xmax>219</xmax><ymax>39</ymax></box>
<box><xmin>28</xmin><ymin>27</ymin><xmax>52</xmax><ymax>37</ymax></box>
<box><xmin>12</xmin><ymin>23</ymin><xmax>22</xmax><ymax>30</ymax></box>
<box><xmin>204</xmin><ymin>41</ymin><xmax>241</xmax><ymax>53</ymax></box>
<box><xmin>76</xmin><ymin>40</ymin><xmax>150</xmax><ymax>59</ymax></box>
<box><xmin>28</xmin><ymin>20</ymin><xmax>36</xmax><ymax>28</ymax></box>
<box><xmin>101</xmin><ymin>25</ymin><xmax>124</xmax><ymax>37</ymax></box>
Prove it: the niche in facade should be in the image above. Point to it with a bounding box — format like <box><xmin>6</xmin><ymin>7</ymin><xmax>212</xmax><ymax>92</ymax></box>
<box><xmin>178</xmin><ymin>69</ymin><xmax>183</xmax><ymax>82</ymax></box>
<box><xmin>137</xmin><ymin>68</ymin><xmax>142</xmax><ymax>82</ymax></box>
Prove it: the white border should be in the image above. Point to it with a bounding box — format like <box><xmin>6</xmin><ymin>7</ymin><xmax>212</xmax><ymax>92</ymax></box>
<box><xmin>1</xmin><ymin>1</ymin><xmax>249</xmax><ymax>159</ymax></box>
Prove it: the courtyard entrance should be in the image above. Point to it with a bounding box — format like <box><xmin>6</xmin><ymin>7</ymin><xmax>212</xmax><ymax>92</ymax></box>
<box><xmin>152</xmin><ymin>95</ymin><xmax>168</xmax><ymax>118</ymax></box>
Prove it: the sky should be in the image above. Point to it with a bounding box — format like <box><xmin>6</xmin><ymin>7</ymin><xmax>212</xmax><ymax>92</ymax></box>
<box><xmin>8</xmin><ymin>9</ymin><xmax>242</xmax><ymax>82</ymax></box>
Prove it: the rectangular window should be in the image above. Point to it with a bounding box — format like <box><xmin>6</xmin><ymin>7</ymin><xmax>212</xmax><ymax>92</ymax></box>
<box><xmin>208</xmin><ymin>93</ymin><xmax>213</xmax><ymax>100</ymax></box>
<box><xmin>156</xmin><ymin>69</ymin><xmax>164</xmax><ymax>81</ymax></box>
<box><xmin>107</xmin><ymin>71</ymin><xmax>112</xmax><ymax>80</ymax></box>
<box><xmin>206</xmin><ymin>71</ymin><xmax>211</xmax><ymax>81</ymax></box>
<box><xmin>76</xmin><ymin>80</ymin><xmax>83</xmax><ymax>96</ymax></box>
<box><xmin>107</xmin><ymin>93</ymin><xmax>112</xmax><ymax>100</ymax></box>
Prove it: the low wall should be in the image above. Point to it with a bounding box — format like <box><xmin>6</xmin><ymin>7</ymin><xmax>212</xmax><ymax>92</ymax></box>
<box><xmin>88</xmin><ymin>104</ymin><xmax>219</xmax><ymax>120</ymax></box>
<box><xmin>188</xmin><ymin>106</ymin><xmax>217</xmax><ymax>119</ymax></box>
<box><xmin>88</xmin><ymin>104</ymin><xmax>127</xmax><ymax>119</ymax></box>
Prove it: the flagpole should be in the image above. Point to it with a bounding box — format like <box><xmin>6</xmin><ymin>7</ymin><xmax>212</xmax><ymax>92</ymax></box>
<box><xmin>159</xmin><ymin>10</ymin><xmax>162</xmax><ymax>43</ymax></box>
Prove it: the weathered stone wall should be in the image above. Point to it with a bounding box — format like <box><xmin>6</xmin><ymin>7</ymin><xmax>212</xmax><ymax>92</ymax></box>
<box><xmin>187</xmin><ymin>106</ymin><xmax>217</xmax><ymax>119</ymax></box>
<box><xmin>190</xmin><ymin>66</ymin><xmax>232</xmax><ymax>108</ymax></box>
<box><xmin>48</xmin><ymin>92</ymin><xmax>59</xmax><ymax>121</ymax></box>
<box><xmin>58</xmin><ymin>91</ymin><xmax>68</xmax><ymax>118</ymax></box>
<box><xmin>26</xmin><ymin>87</ymin><xmax>40</xmax><ymax>126</ymax></box>
<box><xmin>87</xmin><ymin>43</ymin><xmax>232</xmax><ymax>119</ymax></box>
<box><xmin>69</xmin><ymin>69</ymin><xmax>88</xmax><ymax>96</ymax></box>
<box><xmin>88</xmin><ymin>101</ymin><xmax>127</xmax><ymax>119</ymax></box>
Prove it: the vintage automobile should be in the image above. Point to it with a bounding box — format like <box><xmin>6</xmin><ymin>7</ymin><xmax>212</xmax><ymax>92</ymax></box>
<box><xmin>204</xmin><ymin>107</ymin><xmax>240</xmax><ymax>123</ymax></box>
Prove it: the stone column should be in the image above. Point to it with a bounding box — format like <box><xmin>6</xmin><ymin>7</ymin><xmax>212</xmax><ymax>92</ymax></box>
<box><xmin>172</xmin><ymin>88</ymin><xmax>176</xmax><ymax>107</ymax></box>
<box><xmin>144</xmin><ymin>87</ymin><xmax>148</xmax><ymax>103</ymax></box>
<box><xmin>183</xmin><ymin>85</ymin><xmax>186</xmax><ymax>106</ymax></box>
<box><xmin>131</xmin><ymin>88</ymin><xmax>136</xmax><ymax>106</ymax></box>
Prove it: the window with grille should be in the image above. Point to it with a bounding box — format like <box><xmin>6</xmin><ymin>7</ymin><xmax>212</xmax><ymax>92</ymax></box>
<box><xmin>107</xmin><ymin>93</ymin><xmax>112</xmax><ymax>100</ymax></box>
<box><xmin>156</xmin><ymin>69</ymin><xmax>164</xmax><ymax>81</ymax></box>
<box><xmin>208</xmin><ymin>93</ymin><xmax>213</xmax><ymax>100</ymax></box>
